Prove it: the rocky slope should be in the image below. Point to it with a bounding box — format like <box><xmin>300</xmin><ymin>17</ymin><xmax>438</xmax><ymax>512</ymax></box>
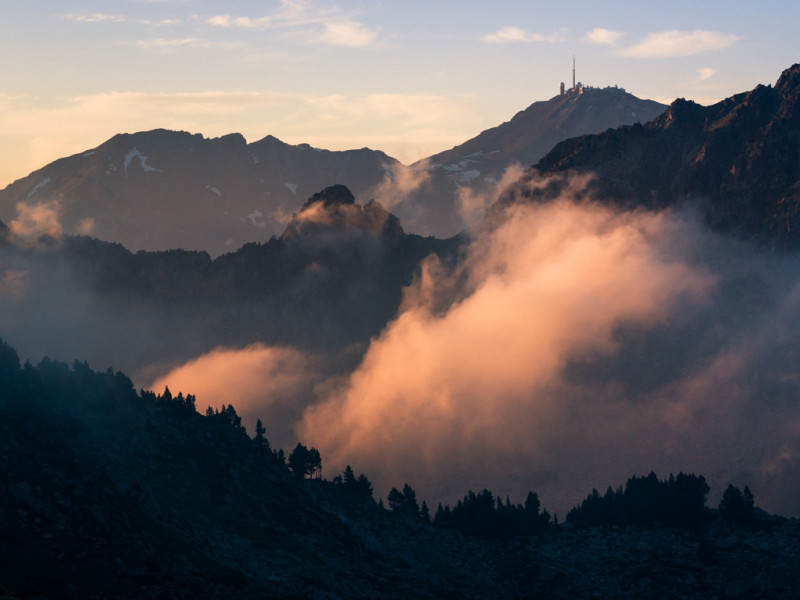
<box><xmin>502</xmin><ymin>64</ymin><xmax>800</xmax><ymax>247</ymax></box>
<box><xmin>392</xmin><ymin>86</ymin><xmax>666</xmax><ymax>236</ymax></box>
<box><xmin>0</xmin><ymin>130</ymin><xmax>398</xmax><ymax>255</ymax></box>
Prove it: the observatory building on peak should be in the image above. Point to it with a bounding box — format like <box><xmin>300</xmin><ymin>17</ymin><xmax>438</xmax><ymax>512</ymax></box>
<box><xmin>560</xmin><ymin>57</ymin><xmax>626</xmax><ymax>96</ymax></box>
<box><xmin>560</xmin><ymin>56</ymin><xmax>584</xmax><ymax>95</ymax></box>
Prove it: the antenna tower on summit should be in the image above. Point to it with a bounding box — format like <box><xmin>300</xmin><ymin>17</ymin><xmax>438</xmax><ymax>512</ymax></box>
<box><xmin>560</xmin><ymin>55</ymin><xmax>582</xmax><ymax>96</ymax></box>
<box><xmin>572</xmin><ymin>55</ymin><xmax>576</xmax><ymax>89</ymax></box>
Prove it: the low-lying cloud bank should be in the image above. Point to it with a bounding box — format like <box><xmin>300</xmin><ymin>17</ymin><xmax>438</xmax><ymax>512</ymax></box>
<box><xmin>151</xmin><ymin>344</ymin><xmax>318</xmax><ymax>451</ymax></box>
<box><xmin>6</xmin><ymin>175</ymin><xmax>800</xmax><ymax>518</ymax></box>
<box><xmin>293</xmin><ymin>182</ymin><xmax>800</xmax><ymax>517</ymax></box>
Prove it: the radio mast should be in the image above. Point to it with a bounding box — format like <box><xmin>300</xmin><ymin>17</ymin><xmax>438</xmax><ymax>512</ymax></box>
<box><xmin>572</xmin><ymin>55</ymin><xmax>576</xmax><ymax>89</ymax></box>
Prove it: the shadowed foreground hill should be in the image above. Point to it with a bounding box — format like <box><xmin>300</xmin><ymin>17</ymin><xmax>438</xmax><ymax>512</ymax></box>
<box><xmin>500</xmin><ymin>63</ymin><xmax>800</xmax><ymax>247</ymax></box>
<box><xmin>2</xmin><ymin>338</ymin><xmax>800</xmax><ymax>599</ymax></box>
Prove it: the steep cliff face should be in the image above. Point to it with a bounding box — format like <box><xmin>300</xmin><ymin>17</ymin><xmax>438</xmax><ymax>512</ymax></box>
<box><xmin>512</xmin><ymin>64</ymin><xmax>800</xmax><ymax>246</ymax></box>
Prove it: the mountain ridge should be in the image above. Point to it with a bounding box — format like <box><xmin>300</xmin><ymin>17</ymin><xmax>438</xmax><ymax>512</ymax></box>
<box><xmin>500</xmin><ymin>63</ymin><xmax>800</xmax><ymax>247</ymax></box>
<box><xmin>0</xmin><ymin>87</ymin><xmax>668</xmax><ymax>252</ymax></box>
<box><xmin>0</xmin><ymin>130</ymin><xmax>398</xmax><ymax>255</ymax></box>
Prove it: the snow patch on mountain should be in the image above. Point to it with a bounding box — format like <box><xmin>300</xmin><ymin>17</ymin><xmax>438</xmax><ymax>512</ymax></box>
<box><xmin>459</xmin><ymin>170</ymin><xmax>481</xmax><ymax>183</ymax></box>
<box><xmin>206</xmin><ymin>185</ymin><xmax>221</xmax><ymax>197</ymax></box>
<box><xmin>284</xmin><ymin>183</ymin><xmax>298</xmax><ymax>194</ymax></box>
<box><xmin>247</xmin><ymin>210</ymin><xmax>266</xmax><ymax>228</ymax></box>
<box><xmin>124</xmin><ymin>148</ymin><xmax>162</xmax><ymax>176</ymax></box>
<box><xmin>27</xmin><ymin>177</ymin><xmax>51</xmax><ymax>199</ymax></box>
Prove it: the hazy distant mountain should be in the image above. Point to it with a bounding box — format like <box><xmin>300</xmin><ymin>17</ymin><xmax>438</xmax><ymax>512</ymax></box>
<box><xmin>0</xmin><ymin>88</ymin><xmax>666</xmax><ymax>252</ymax></box>
<box><xmin>391</xmin><ymin>86</ymin><xmax>667</xmax><ymax>236</ymax></box>
<box><xmin>0</xmin><ymin>130</ymin><xmax>398</xmax><ymax>255</ymax></box>
<box><xmin>503</xmin><ymin>64</ymin><xmax>800</xmax><ymax>247</ymax></box>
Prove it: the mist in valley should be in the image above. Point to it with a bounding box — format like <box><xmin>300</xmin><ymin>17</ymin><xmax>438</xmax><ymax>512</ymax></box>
<box><xmin>4</xmin><ymin>175</ymin><xmax>800</xmax><ymax>518</ymax></box>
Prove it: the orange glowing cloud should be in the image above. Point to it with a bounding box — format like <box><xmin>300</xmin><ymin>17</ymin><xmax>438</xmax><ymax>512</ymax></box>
<box><xmin>151</xmin><ymin>344</ymin><xmax>317</xmax><ymax>446</ymax></box>
<box><xmin>369</xmin><ymin>162</ymin><xmax>432</xmax><ymax>211</ymax></box>
<box><xmin>297</xmin><ymin>195</ymin><xmax>715</xmax><ymax>506</ymax></box>
<box><xmin>456</xmin><ymin>163</ymin><xmax>526</xmax><ymax>226</ymax></box>
<box><xmin>9</xmin><ymin>200</ymin><xmax>63</xmax><ymax>243</ymax></box>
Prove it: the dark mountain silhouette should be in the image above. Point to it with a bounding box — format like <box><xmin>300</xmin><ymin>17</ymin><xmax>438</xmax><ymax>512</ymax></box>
<box><xmin>0</xmin><ymin>185</ymin><xmax>459</xmax><ymax>378</ymax></box>
<box><xmin>2</xmin><ymin>337</ymin><xmax>799</xmax><ymax>599</ymax></box>
<box><xmin>392</xmin><ymin>86</ymin><xmax>667</xmax><ymax>236</ymax></box>
<box><xmin>0</xmin><ymin>130</ymin><xmax>398</xmax><ymax>255</ymax></box>
<box><xmin>501</xmin><ymin>64</ymin><xmax>800</xmax><ymax>247</ymax></box>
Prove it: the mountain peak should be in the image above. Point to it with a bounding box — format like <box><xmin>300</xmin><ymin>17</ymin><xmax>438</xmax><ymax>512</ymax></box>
<box><xmin>655</xmin><ymin>97</ymin><xmax>704</xmax><ymax>128</ymax></box>
<box><xmin>300</xmin><ymin>184</ymin><xmax>356</xmax><ymax>210</ymax></box>
<box><xmin>284</xmin><ymin>185</ymin><xmax>402</xmax><ymax>241</ymax></box>
<box><xmin>776</xmin><ymin>63</ymin><xmax>800</xmax><ymax>97</ymax></box>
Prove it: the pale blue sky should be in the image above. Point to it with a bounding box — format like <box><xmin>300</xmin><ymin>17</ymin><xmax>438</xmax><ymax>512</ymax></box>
<box><xmin>1</xmin><ymin>0</ymin><xmax>797</xmax><ymax>187</ymax></box>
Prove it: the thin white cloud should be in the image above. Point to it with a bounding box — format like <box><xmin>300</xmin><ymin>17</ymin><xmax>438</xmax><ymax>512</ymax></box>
<box><xmin>134</xmin><ymin>37</ymin><xmax>199</xmax><ymax>48</ymax></box>
<box><xmin>207</xmin><ymin>15</ymin><xmax>273</xmax><ymax>28</ymax></box>
<box><xmin>142</xmin><ymin>18</ymin><xmax>182</xmax><ymax>26</ymax></box>
<box><xmin>318</xmin><ymin>20</ymin><xmax>379</xmax><ymax>47</ymax></box>
<box><xmin>621</xmin><ymin>30</ymin><xmax>740</xmax><ymax>58</ymax></box>
<box><xmin>131</xmin><ymin>37</ymin><xmax>245</xmax><ymax>50</ymax></box>
<box><xmin>584</xmin><ymin>27</ymin><xmax>624</xmax><ymax>45</ymax></box>
<box><xmin>206</xmin><ymin>4</ymin><xmax>379</xmax><ymax>48</ymax></box>
<box><xmin>63</xmin><ymin>12</ymin><xmax>180</xmax><ymax>27</ymax></box>
<box><xmin>63</xmin><ymin>13</ymin><xmax>126</xmax><ymax>23</ymax></box>
<box><xmin>697</xmin><ymin>67</ymin><xmax>716</xmax><ymax>82</ymax></box>
<box><xmin>483</xmin><ymin>26</ymin><xmax>566</xmax><ymax>44</ymax></box>
<box><xmin>206</xmin><ymin>2</ymin><xmax>341</xmax><ymax>30</ymax></box>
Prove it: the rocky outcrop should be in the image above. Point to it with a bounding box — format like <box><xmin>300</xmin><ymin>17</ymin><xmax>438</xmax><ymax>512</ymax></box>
<box><xmin>283</xmin><ymin>184</ymin><xmax>404</xmax><ymax>241</ymax></box>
